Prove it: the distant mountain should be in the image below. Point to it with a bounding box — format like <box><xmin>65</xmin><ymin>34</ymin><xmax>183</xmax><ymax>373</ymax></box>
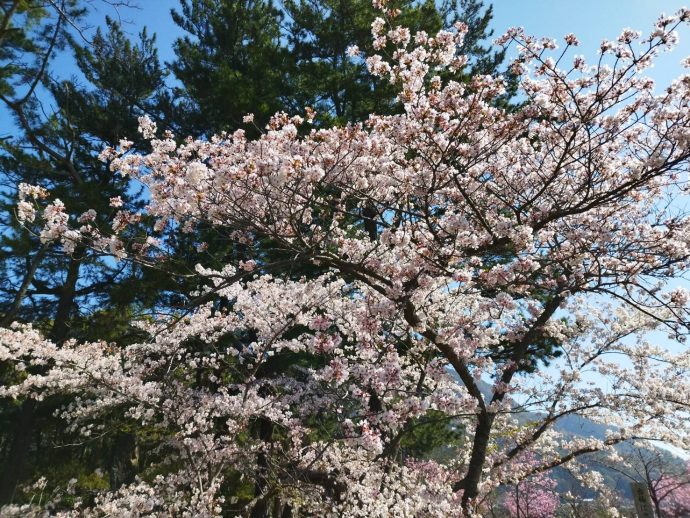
<box><xmin>448</xmin><ymin>375</ymin><xmax>684</xmax><ymax>503</ymax></box>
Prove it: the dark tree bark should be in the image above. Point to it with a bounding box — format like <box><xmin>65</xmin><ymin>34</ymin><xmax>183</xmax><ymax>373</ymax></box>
<box><xmin>109</xmin><ymin>432</ymin><xmax>138</xmax><ymax>490</ymax></box>
<box><xmin>0</xmin><ymin>253</ymin><xmax>83</xmax><ymax>504</ymax></box>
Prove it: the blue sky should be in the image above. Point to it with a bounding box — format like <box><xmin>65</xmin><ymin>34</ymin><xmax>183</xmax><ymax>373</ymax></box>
<box><xmin>490</xmin><ymin>0</ymin><xmax>690</xmax><ymax>89</ymax></box>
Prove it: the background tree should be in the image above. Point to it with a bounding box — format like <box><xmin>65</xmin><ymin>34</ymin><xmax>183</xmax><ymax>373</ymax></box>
<box><xmin>170</xmin><ymin>0</ymin><xmax>508</xmax><ymax>130</ymax></box>
<box><xmin>597</xmin><ymin>446</ymin><xmax>690</xmax><ymax>518</ymax></box>
<box><xmin>0</xmin><ymin>3</ymin><xmax>170</xmax><ymax>503</ymax></box>
<box><xmin>283</xmin><ymin>0</ymin><xmax>509</xmax><ymax>124</ymax></box>
<box><xmin>502</xmin><ymin>455</ymin><xmax>559</xmax><ymax>518</ymax></box>
<box><xmin>282</xmin><ymin>0</ymin><xmax>445</xmax><ymax>124</ymax></box>
<box><xmin>658</xmin><ymin>461</ymin><xmax>690</xmax><ymax>518</ymax></box>
<box><xmin>169</xmin><ymin>0</ymin><xmax>288</xmax><ymax>136</ymax></box>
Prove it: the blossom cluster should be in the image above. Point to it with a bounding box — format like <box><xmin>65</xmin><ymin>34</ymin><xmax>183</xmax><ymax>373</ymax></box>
<box><xmin>4</xmin><ymin>6</ymin><xmax>690</xmax><ymax>516</ymax></box>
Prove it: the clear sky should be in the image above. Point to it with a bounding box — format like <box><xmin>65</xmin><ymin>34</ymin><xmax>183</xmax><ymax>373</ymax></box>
<box><xmin>489</xmin><ymin>0</ymin><xmax>690</xmax><ymax>89</ymax></box>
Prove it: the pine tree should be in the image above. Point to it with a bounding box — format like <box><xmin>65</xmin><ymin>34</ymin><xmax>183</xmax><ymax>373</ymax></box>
<box><xmin>283</xmin><ymin>0</ymin><xmax>452</xmax><ymax>124</ymax></box>
<box><xmin>0</xmin><ymin>6</ymin><xmax>170</xmax><ymax>502</ymax></box>
<box><xmin>169</xmin><ymin>0</ymin><xmax>509</xmax><ymax>129</ymax></box>
<box><xmin>170</xmin><ymin>0</ymin><xmax>288</xmax><ymax>135</ymax></box>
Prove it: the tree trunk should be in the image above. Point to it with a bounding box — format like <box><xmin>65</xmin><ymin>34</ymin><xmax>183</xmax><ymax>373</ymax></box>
<box><xmin>0</xmin><ymin>399</ymin><xmax>37</xmax><ymax>504</ymax></box>
<box><xmin>460</xmin><ymin>412</ymin><xmax>495</xmax><ymax>510</ymax></box>
<box><xmin>109</xmin><ymin>432</ymin><xmax>138</xmax><ymax>490</ymax></box>
<box><xmin>48</xmin><ymin>254</ymin><xmax>82</xmax><ymax>343</ymax></box>
<box><xmin>459</xmin><ymin>297</ymin><xmax>562</xmax><ymax>512</ymax></box>
<box><xmin>0</xmin><ymin>244</ymin><xmax>48</xmax><ymax>327</ymax></box>
<box><xmin>0</xmin><ymin>253</ymin><xmax>82</xmax><ymax>504</ymax></box>
<box><xmin>249</xmin><ymin>416</ymin><xmax>274</xmax><ymax>518</ymax></box>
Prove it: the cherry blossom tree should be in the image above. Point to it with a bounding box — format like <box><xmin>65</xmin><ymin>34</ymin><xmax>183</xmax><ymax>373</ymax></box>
<box><xmin>503</xmin><ymin>466</ymin><xmax>559</xmax><ymax>518</ymax></box>
<box><xmin>654</xmin><ymin>459</ymin><xmax>690</xmax><ymax>518</ymax></box>
<box><xmin>596</xmin><ymin>447</ymin><xmax>690</xmax><ymax>517</ymax></box>
<box><xmin>3</xmin><ymin>3</ymin><xmax>690</xmax><ymax>516</ymax></box>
